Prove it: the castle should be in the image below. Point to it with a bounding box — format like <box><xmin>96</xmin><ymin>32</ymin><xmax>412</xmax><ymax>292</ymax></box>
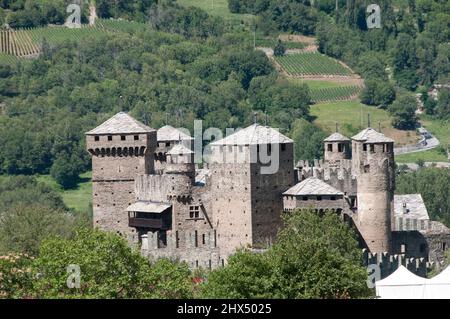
<box><xmin>86</xmin><ymin>112</ymin><xmax>450</xmax><ymax>272</ymax></box>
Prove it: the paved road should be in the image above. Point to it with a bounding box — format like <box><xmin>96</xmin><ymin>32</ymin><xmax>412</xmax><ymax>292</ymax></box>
<box><xmin>394</xmin><ymin>127</ymin><xmax>440</xmax><ymax>155</ymax></box>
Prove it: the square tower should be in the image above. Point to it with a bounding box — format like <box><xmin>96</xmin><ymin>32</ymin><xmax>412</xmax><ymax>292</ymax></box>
<box><xmin>209</xmin><ymin>124</ymin><xmax>295</xmax><ymax>259</ymax></box>
<box><xmin>86</xmin><ymin>112</ymin><xmax>157</xmax><ymax>236</ymax></box>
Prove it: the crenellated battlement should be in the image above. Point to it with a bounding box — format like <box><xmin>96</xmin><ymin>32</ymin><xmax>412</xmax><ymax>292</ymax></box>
<box><xmin>362</xmin><ymin>249</ymin><xmax>428</xmax><ymax>278</ymax></box>
<box><xmin>296</xmin><ymin>159</ymin><xmax>357</xmax><ymax>195</ymax></box>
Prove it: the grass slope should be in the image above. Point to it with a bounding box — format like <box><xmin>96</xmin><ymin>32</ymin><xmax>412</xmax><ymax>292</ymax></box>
<box><xmin>311</xmin><ymin>101</ymin><xmax>418</xmax><ymax>147</ymax></box>
<box><xmin>177</xmin><ymin>0</ymin><xmax>254</xmax><ymax>24</ymax></box>
<box><xmin>36</xmin><ymin>171</ymin><xmax>92</xmax><ymax>214</ymax></box>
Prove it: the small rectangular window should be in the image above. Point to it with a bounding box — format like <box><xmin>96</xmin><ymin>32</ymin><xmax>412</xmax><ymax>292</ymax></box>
<box><xmin>165</xmin><ymin>142</ymin><xmax>171</xmax><ymax>147</ymax></box>
<box><xmin>327</xmin><ymin>144</ymin><xmax>333</xmax><ymax>152</ymax></box>
<box><xmin>281</xmin><ymin>144</ymin><xmax>286</xmax><ymax>152</ymax></box>
<box><xmin>363</xmin><ymin>144</ymin><xmax>367</xmax><ymax>151</ymax></box>
<box><xmin>94</xmin><ymin>136</ymin><xmax>100</xmax><ymax>141</ymax></box>
<box><xmin>370</xmin><ymin>144</ymin><xmax>375</xmax><ymax>152</ymax></box>
<box><xmin>121</xmin><ymin>135</ymin><xmax>126</xmax><ymax>141</ymax></box>
<box><xmin>108</xmin><ymin>136</ymin><xmax>113</xmax><ymax>141</ymax></box>
<box><xmin>338</xmin><ymin>144</ymin><xmax>343</xmax><ymax>152</ymax></box>
<box><xmin>134</xmin><ymin>135</ymin><xmax>139</xmax><ymax>141</ymax></box>
<box><xmin>189</xmin><ymin>206</ymin><xmax>200</xmax><ymax>219</ymax></box>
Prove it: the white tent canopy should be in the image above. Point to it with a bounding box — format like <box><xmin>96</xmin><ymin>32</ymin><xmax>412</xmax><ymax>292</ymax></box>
<box><xmin>376</xmin><ymin>265</ymin><xmax>450</xmax><ymax>299</ymax></box>
<box><xmin>423</xmin><ymin>266</ymin><xmax>450</xmax><ymax>299</ymax></box>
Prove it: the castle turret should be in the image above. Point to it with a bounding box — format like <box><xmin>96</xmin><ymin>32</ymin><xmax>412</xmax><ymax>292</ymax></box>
<box><xmin>352</xmin><ymin>127</ymin><xmax>395</xmax><ymax>253</ymax></box>
<box><xmin>155</xmin><ymin>125</ymin><xmax>194</xmax><ymax>173</ymax></box>
<box><xmin>165</xmin><ymin>144</ymin><xmax>195</xmax><ymax>197</ymax></box>
<box><xmin>86</xmin><ymin>112</ymin><xmax>157</xmax><ymax>236</ymax></box>
<box><xmin>324</xmin><ymin>132</ymin><xmax>351</xmax><ymax>164</ymax></box>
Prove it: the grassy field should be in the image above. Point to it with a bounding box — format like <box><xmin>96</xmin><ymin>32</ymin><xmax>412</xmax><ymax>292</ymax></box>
<box><xmin>177</xmin><ymin>0</ymin><xmax>254</xmax><ymax>24</ymax></box>
<box><xmin>395</xmin><ymin>149</ymin><xmax>448</xmax><ymax>163</ymax></box>
<box><xmin>311</xmin><ymin>101</ymin><xmax>418</xmax><ymax>146</ymax></box>
<box><xmin>36</xmin><ymin>171</ymin><xmax>92</xmax><ymax>214</ymax></box>
<box><xmin>275</xmin><ymin>53</ymin><xmax>352</xmax><ymax>76</ymax></box>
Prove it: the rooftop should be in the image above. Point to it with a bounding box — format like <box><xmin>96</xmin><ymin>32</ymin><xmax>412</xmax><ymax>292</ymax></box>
<box><xmin>352</xmin><ymin>128</ymin><xmax>394</xmax><ymax>143</ymax></box>
<box><xmin>393</xmin><ymin>194</ymin><xmax>430</xmax><ymax>220</ymax></box>
<box><xmin>210</xmin><ymin>124</ymin><xmax>293</xmax><ymax>146</ymax></box>
<box><xmin>283</xmin><ymin>177</ymin><xmax>344</xmax><ymax>196</ymax></box>
<box><xmin>324</xmin><ymin>132</ymin><xmax>350</xmax><ymax>142</ymax></box>
<box><xmin>157</xmin><ymin>125</ymin><xmax>194</xmax><ymax>142</ymax></box>
<box><xmin>167</xmin><ymin>144</ymin><xmax>194</xmax><ymax>155</ymax></box>
<box><xmin>86</xmin><ymin>112</ymin><xmax>155</xmax><ymax>135</ymax></box>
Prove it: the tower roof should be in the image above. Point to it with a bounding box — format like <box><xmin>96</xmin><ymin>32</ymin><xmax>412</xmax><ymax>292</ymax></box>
<box><xmin>157</xmin><ymin>125</ymin><xmax>194</xmax><ymax>142</ymax></box>
<box><xmin>283</xmin><ymin>177</ymin><xmax>343</xmax><ymax>196</ymax></box>
<box><xmin>86</xmin><ymin>112</ymin><xmax>155</xmax><ymax>135</ymax></box>
<box><xmin>352</xmin><ymin>128</ymin><xmax>394</xmax><ymax>143</ymax></box>
<box><xmin>167</xmin><ymin>144</ymin><xmax>194</xmax><ymax>155</ymax></box>
<box><xmin>324</xmin><ymin>132</ymin><xmax>350</xmax><ymax>142</ymax></box>
<box><xmin>210</xmin><ymin>124</ymin><xmax>293</xmax><ymax>146</ymax></box>
<box><xmin>393</xmin><ymin>194</ymin><xmax>429</xmax><ymax>220</ymax></box>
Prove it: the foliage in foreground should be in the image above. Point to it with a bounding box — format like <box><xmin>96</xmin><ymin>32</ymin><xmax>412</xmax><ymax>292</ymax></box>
<box><xmin>201</xmin><ymin>211</ymin><xmax>372</xmax><ymax>299</ymax></box>
<box><xmin>0</xmin><ymin>228</ymin><xmax>195</xmax><ymax>299</ymax></box>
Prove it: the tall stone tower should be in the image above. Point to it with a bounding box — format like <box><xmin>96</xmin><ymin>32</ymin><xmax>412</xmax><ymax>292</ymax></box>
<box><xmin>86</xmin><ymin>112</ymin><xmax>157</xmax><ymax>236</ymax></box>
<box><xmin>323</xmin><ymin>132</ymin><xmax>351</xmax><ymax>165</ymax></box>
<box><xmin>209</xmin><ymin>124</ymin><xmax>295</xmax><ymax>260</ymax></box>
<box><xmin>351</xmin><ymin>127</ymin><xmax>395</xmax><ymax>253</ymax></box>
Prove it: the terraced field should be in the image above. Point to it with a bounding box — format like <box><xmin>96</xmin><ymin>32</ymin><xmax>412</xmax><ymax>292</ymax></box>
<box><xmin>0</xmin><ymin>19</ymin><xmax>148</xmax><ymax>62</ymax></box>
<box><xmin>275</xmin><ymin>53</ymin><xmax>352</xmax><ymax>76</ymax></box>
<box><xmin>310</xmin><ymin>86</ymin><xmax>362</xmax><ymax>103</ymax></box>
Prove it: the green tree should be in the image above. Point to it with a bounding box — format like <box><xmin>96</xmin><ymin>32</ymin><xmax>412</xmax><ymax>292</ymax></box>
<box><xmin>290</xmin><ymin>119</ymin><xmax>327</xmax><ymax>162</ymax></box>
<box><xmin>0</xmin><ymin>203</ymin><xmax>80</xmax><ymax>256</ymax></box>
<box><xmin>202</xmin><ymin>210</ymin><xmax>372</xmax><ymax>299</ymax></box>
<box><xmin>30</xmin><ymin>228</ymin><xmax>195</xmax><ymax>299</ymax></box>
<box><xmin>273</xmin><ymin>39</ymin><xmax>286</xmax><ymax>57</ymax></box>
<box><xmin>388</xmin><ymin>95</ymin><xmax>418</xmax><ymax>130</ymax></box>
<box><xmin>436</xmin><ymin>89</ymin><xmax>450</xmax><ymax>120</ymax></box>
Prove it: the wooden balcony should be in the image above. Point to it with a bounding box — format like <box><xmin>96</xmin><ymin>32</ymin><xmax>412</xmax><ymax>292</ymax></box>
<box><xmin>129</xmin><ymin>217</ymin><xmax>163</xmax><ymax>229</ymax></box>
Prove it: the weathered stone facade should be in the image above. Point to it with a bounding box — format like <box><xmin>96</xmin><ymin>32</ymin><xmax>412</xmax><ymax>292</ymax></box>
<box><xmin>86</xmin><ymin>113</ymin><xmax>449</xmax><ymax>270</ymax></box>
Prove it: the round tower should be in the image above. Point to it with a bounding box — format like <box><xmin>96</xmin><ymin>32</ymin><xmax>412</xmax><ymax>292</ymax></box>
<box><xmin>323</xmin><ymin>132</ymin><xmax>351</xmax><ymax>164</ymax></box>
<box><xmin>352</xmin><ymin>128</ymin><xmax>394</xmax><ymax>254</ymax></box>
<box><xmin>165</xmin><ymin>144</ymin><xmax>195</xmax><ymax>198</ymax></box>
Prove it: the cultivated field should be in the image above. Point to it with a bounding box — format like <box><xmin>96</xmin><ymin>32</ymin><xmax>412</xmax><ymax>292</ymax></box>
<box><xmin>275</xmin><ymin>53</ymin><xmax>353</xmax><ymax>77</ymax></box>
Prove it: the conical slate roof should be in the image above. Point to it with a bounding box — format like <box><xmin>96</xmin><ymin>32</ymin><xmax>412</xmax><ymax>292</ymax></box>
<box><xmin>283</xmin><ymin>177</ymin><xmax>343</xmax><ymax>196</ymax></box>
<box><xmin>86</xmin><ymin>112</ymin><xmax>155</xmax><ymax>135</ymax></box>
<box><xmin>210</xmin><ymin>124</ymin><xmax>293</xmax><ymax>146</ymax></box>
<box><xmin>157</xmin><ymin>125</ymin><xmax>193</xmax><ymax>142</ymax></box>
<box><xmin>352</xmin><ymin>128</ymin><xmax>394</xmax><ymax>143</ymax></box>
<box><xmin>324</xmin><ymin>132</ymin><xmax>350</xmax><ymax>142</ymax></box>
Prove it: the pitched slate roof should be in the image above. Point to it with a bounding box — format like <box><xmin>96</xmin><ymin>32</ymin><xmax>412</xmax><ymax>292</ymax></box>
<box><xmin>393</xmin><ymin>194</ymin><xmax>430</xmax><ymax>220</ymax></box>
<box><xmin>86</xmin><ymin>112</ymin><xmax>155</xmax><ymax>135</ymax></box>
<box><xmin>157</xmin><ymin>125</ymin><xmax>193</xmax><ymax>142</ymax></box>
<box><xmin>324</xmin><ymin>132</ymin><xmax>350</xmax><ymax>142</ymax></box>
<box><xmin>352</xmin><ymin>128</ymin><xmax>394</xmax><ymax>143</ymax></box>
<box><xmin>210</xmin><ymin>124</ymin><xmax>293</xmax><ymax>146</ymax></box>
<box><xmin>167</xmin><ymin>144</ymin><xmax>194</xmax><ymax>155</ymax></box>
<box><xmin>126</xmin><ymin>201</ymin><xmax>171</xmax><ymax>213</ymax></box>
<box><xmin>283</xmin><ymin>177</ymin><xmax>344</xmax><ymax>196</ymax></box>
